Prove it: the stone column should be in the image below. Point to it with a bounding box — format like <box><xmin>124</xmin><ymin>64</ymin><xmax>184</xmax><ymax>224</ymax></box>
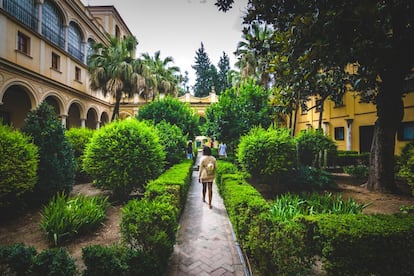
<box><xmin>346</xmin><ymin>119</ymin><xmax>353</xmax><ymax>151</ymax></box>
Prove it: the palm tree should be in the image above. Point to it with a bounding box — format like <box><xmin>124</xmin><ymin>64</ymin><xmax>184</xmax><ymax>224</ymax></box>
<box><xmin>88</xmin><ymin>34</ymin><xmax>146</xmax><ymax>121</ymax></box>
<box><xmin>141</xmin><ymin>50</ymin><xmax>181</xmax><ymax>98</ymax></box>
<box><xmin>235</xmin><ymin>22</ymin><xmax>275</xmax><ymax>89</ymax></box>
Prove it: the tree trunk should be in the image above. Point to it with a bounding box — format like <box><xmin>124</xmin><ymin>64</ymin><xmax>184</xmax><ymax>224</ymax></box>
<box><xmin>366</xmin><ymin>70</ymin><xmax>404</xmax><ymax>193</ymax></box>
<box><xmin>111</xmin><ymin>91</ymin><xmax>122</xmax><ymax>121</ymax></box>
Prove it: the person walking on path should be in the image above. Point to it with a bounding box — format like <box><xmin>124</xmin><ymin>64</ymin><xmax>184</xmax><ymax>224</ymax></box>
<box><xmin>186</xmin><ymin>141</ymin><xmax>193</xmax><ymax>159</ymax></box>
<box><xmin>198</xmin><ymin>146</ymin><xmax>217</xmax><ymax>209</ymax></box>
<box><xmin>219</xmin><ymin>142</ymin><xmax>227</xmax><ymax>159</ymax></box>
<box><xmin>167</xmin><ymin>149</ymin><xmax>249</xmax><ymax>276</ymax></box>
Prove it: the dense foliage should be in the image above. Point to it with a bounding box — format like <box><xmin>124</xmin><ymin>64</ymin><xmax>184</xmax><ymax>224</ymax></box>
<box><xmin>204</xmin><ymin>81</ymin><xmax>272</xmax><ymax>152</ymax></box>
<box><xmin>295</xmin><ymin>129</ymin><xmax>337</xmax><ymax>168</ymax></box>
<box><xmin>83</xmin><ymin>119</ymin><xmax>165</xmax><ymax>200</ymax></box>
<box><xmin>0</xmin><ymin>123</ymin><xmax>38</xmax><ymax>212</ymax></box>
<box><xmin>65</xmin><ymin>127</ymin><xmax>94</xmax><ymax>182</ymax></box>
<box><xmin>21</xmin><ymin>102</ymin><xmax>75</xmax><ymax>205</ymax></box>
<box><xmin>154</xmin><ymin>120</ymin><xmax>187</xmax><ymax>168</ymax></box>
<box><xmin>40</xmin><ymin>193</ymin><xmax>109</xmax><ymax>246</ymax></box>
<box><xmin>238</xmin><ymin>126</ymin><xmax>295</xmax><ymax>182</ymax></box>
<box><xmin>121</xmin><ymin>198</ymin><xmax>178</xmax><ymax>269</ymax></box>
<box><xmin>137</xmin><ymin>96</ymin><xmax>199</xmax><ymax>138</ymax></box>
<box><xmin>397</xmin><ymin>141</ymin><xmax>414</xmax><ymax>195</ymax></box>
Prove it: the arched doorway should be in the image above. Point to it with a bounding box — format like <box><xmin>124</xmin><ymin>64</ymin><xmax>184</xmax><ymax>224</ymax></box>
<box><xmin>100</xmin><ymin>112</ymin><xmax>109</xmax><ymax>127</ymax></box>
<box><xmin>86</xmin><ymin>108</ymin><xmax>98</xmax><ymax>129</ymax></box>
<box><xmin>45</xmin><ymin>96</ymin><xmax>61</xmax><ymax>116</ymax></box>
<box><xmin>0</xmin><ymin>85</ymin><xmax>33</xmax><ymax>129</ymax></box>
<box><xmin>67</xmin><ymin>103</ymin><xmax>81</xmax><ymax>129</ymax></box>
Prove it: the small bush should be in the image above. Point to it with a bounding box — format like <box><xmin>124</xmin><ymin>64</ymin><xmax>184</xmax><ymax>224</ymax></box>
<box><xmin>120</xmin><ymin>198</ymin><xmax>178</xmax><ymax>268</ymax></box>
<box><xmin>0</xmin><ymin>243</ymin><xmax>37</xmax><ymax>275</ymax></box>
<box><xmin>0</xmin><ymin>123</ymin><xmax>38</xmax><ymax>212</ymax></box>
<box><xmin>238</xmin><ymin>126</ymin><xmax>295</xmax><ymax>182</ymax></box>
<box><xmin>31</xmin><ymin>247</ymin><xmax>76</xmax><ymax>276</ymax></box>
<box><xmin>82</xmin><ymin>244</ymin><xmax>162</xmax><ymax>276</ymax></box>
<box><xmin>21</xmin><ymin>102</ymin><xmax>75</xmax><ymax>204</ymax></box>
<box><xmin>65</xmin><ymin>127</ymin><xmax>94</xmax><ymax>183</ymax></box>
<box><xmin>295</xmin><ymin>129</ymin><xmax>337</xmax><ymax>168</ymax></box>
<box><xmin>82</xmin><ymin>119</ymin><xmax>165</xmax><ymax>200</ymax></box>
<box><xmin>343</xmin><ymin>164</ymin><xmax>369</xmax><ymax>179</ymax></box>
<box><xmin>397</xmin><ymin>141</ymin><xmax>414</xmax><ymax>195</ymax></box>
<box><xmin>40</xmin><ymin>193</ymin><xmax>109</xmax><ymax>246</ymax></box>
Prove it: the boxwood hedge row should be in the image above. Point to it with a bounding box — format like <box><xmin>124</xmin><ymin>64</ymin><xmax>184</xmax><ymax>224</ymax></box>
<box><xmin>216</xmin><ymin>161</ymin><xmax>414</xmax><ymax>275</ymax></box>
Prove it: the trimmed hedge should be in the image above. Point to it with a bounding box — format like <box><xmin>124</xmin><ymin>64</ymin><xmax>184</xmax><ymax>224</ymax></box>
<box><xmin>217</xmin><ymin>162</ymin><xmax>414</xmax><ymax>275</ymax></box>
<box><xmin>82</xmin><ymin>159</ymin><xmax>194</xmax><ymax>275</ymax></box>
<box><xmin>0</xmin><ymin>243</ymin><xmax>76</xmax><ymax>276</ymax></box>
<box><xmin>301</xmin><ymin>214</ymin><xmax>414</xmax><ymax>275</ymax></box>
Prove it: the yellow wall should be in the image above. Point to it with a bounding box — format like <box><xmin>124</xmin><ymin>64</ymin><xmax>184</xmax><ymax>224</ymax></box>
<box><xmin>294</xmin><ymin>91</ymin><xmax>414</xmax><ymax>155</ymax></box>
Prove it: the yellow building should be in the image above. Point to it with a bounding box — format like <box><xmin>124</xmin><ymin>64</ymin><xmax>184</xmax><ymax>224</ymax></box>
<box><xmin>0</xmin><ymin>0</ymin><xmax>142</xmax><ymax>129</ymax></box>
<box><xmin>293</xmin><ymin>89</ymin><xmax>414</xmax><ymax>155</ymax></box>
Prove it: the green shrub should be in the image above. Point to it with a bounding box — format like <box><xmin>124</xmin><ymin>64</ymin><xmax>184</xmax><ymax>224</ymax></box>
<box><xmin>120</xmin><ymin>198</ymin><xmax>178</xmax><ymax>268</ymax></box>
<box><xmin>302</xmin><ymin>214</ymin><xmax>414</xmax><ymax>275</ymax></box>
<box><xmin>31</xmin><ymin>247</ymin><xmax>76</xmax><ymax>276</ymax></box>
<box><xmin>137</xmin><ymin>96</ymin><xmax>200</xmax><ymax>138</ymax></box>
<box><xmin>0</xmin><ymin>243</ymin><xmax>37</xmax><ymax>275</ymax></box>
<box><xmin>154</xmin><ymin>120</ymin><xmax>187</xmax><ymax>167</ymax></box>
<box><xmin>237</xmin><ymin>126</ymin><xmax>295</xmax><ymax>182</ymax></box>
<box><xmin>82</xmin><ymin>119</ymin><xmax>165</xmax><ymax>200</ymax></box>
<box><xmin>21</xmin><ymin>102</ymin><xmax>75</xmax><ymax>204</ymax></box>
<box><xmin>144</xmin><ymin>160</ymin><xmax>193</xmax><ymax>210</ymax></box>
<box><xmin>295</xmin><ymin>129</ymin><xmax>337</xmax><ymax>168</ymax></box>
<box><xmin>40</xmin><ymin>193</ymin><xmax>109</xmax><ymax>246</ymax></box>
<box><xmin>82</xmin><ymin>244</ymin><xmax>162</xmax><ymax>276</ymax></box>
<box><xmin>291</xmin><ymin>166</ymin><xmax>336</xmax><ymax>190</ymax></box>
<box><xmin>0</xmin><ymin>123</ymin><xmax>38</xmax><ymax>213</ymax></box>
<box><xmin>343</xmin><ymin>164</ymin><xmax>369</xmax><ymax>179</ymax></box>
<box><xmin>336</xmin><ymin>151</ymin><xmax>369</xmax><ymax>166</ymax></box>
<box><xmin>65</xmin><ymin>127</ymin><xmax>94</xmax><ymax>183</ymax></box>
<box><xmin>397</xmin><ymin>141</ymin><xmax>414</xmax><ymax>195</ymax></box>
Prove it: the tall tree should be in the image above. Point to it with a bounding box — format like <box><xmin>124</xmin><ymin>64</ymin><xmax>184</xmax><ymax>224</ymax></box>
<box><xmin>192</xmin><ymin>43</ymin><xmax>217</xmax><ymax>97</ymax></box>
<box><xmin>241</xmin><ymin>0</ymin><xmax>414</xmax><ymax>192</ymax></box>
<box><xmin>235</xmin><ymin>22</ymin><xmax>275</xmax><ymax>89</ymax></box>
<box><xmin>216</xmin><ymin>52</ymin><xmax>231</xmax><ymax>94</ymax></box>
<box><xmin>88</xmin><ymin>34</ymin><xmax>144</xmax><ymax>121</ymax></box>
<box><xmin>141</xmin><ymin>50</ymin><xmax>181</xmax><ymax>98</ymax></box>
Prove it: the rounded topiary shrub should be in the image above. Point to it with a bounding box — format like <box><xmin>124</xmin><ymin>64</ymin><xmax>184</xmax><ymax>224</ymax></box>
<box><xmin>295</xmin><ymin>129</ymin><xmax>337</xmax><ymax>168</ymax></box>
<box><xmin>0</xmin><ymin>123</ymin><xmax>38</xmax><ymax>213</ymax></box>
<box><xmin>65</xmin><ymin>127</ymin><xmax>94</xmax><ymax>183</ymax></box>
<box><xmin>237</xmin><ymin>126</ymin><xmax>295</xmax><ymax>181</ymax></box>
<box><xmin>82</xmin><ymin>119</ymin><xmax>165</xmax><ymax>200</ymax></box>
<box><xmin>21</xmin><ymin>102</ymin><xmax>75</xmax><ymax>205</ymax></box>
<box><xmin>154</xmin><ymin>120</ymin><xmax>187</xmax><ymax>168</ymax></box>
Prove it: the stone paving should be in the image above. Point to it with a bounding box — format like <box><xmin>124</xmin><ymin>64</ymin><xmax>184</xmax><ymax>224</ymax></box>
<box><xmin>167</xmin><ymin>152</ymin><xmax>250</xmax><ymax>276</ymax></box>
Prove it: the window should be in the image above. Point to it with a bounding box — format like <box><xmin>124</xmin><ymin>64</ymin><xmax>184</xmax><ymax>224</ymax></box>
<box><xmin>4</xmin><ymin>0</ymin><xmax>38</xmax><ymax>31</ymax></box>
<box><xmin>17</xmin><ymin>31</ymin><xmax>31</xmax><ymax>55</ymax></box>
<box><xmin>398</xmin><ymin>121</ymin><xmax>414</xmax><ymax>141</ymax></box>
<box><xmin>75</xmin><ymin>66</ymin><xmax>81</xmax><ymax>81</ymax></box>
<box><xmin>51</xmin><ymin>52</ymin><xmax>60</xmax><ymax>71</ymax></box>
<box><xmin>334</xmin><ymin>127</ymin><xmax>345</xmax><ymax>141</ymax></box>
<box><xmin>316</xmin><ymin>99</ymin><xmax>322</xmax><ymax>113</ymax></box>
<box><xmin>42</xmin><ymin>0</ymin><xmax>64</xmax><ymax>48</ymax></box>
<box><xmin>68</xmin><ymin>22</ymin><xmax>84</xmax><ymax>62</ymax></box>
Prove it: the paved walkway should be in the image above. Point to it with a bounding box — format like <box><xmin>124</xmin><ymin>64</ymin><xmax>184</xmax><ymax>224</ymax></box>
<box><xmin>167</xmin><ymin>152</ymin><xmax>250</xmax><ymax>276</ymax></box>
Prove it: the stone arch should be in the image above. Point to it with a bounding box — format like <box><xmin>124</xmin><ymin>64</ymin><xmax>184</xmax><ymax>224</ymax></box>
<box><xmin>100</xmin><ymin>111</ymin><xmax>110</xmax><ymax>127</ymax></box>
<box><xmin>42</xmin><ymin>92</ymin><xmax>65</xmax><ymax>116</ymax></box>
<box><xmin>119</xmin><ymin>111</ymin><xmax>133</xmax><ymax>120</ymax></box>
<box><xmin>0</xmin><ymin>82</ymin><xmax>37</xmax><ymax>129</ymax></box>
<box><xmin>86</xmin><ymin>107</ymin><xmax>98</xmax><ymax>129</ymax></box>
<box><xmin>66</xmin><ymin>100</ymin><xmax>84</xmax><ymax>129</ymax></box>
